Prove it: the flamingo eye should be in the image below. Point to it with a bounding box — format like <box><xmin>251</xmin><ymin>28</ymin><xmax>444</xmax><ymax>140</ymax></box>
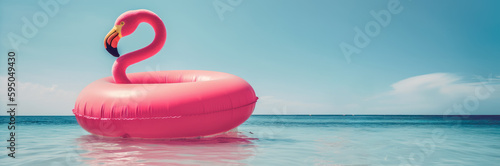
<box><xmin>120</xmin><ymin>21</ymin><xmax>125</xmax><ymax>25</ymax></box>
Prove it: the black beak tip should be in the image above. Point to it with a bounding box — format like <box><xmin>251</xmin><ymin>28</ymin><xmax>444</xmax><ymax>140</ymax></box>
<box><xmin>106</xmin><ymin>44</ymin><xmax>120</xmax><ymax>57</ymax></box>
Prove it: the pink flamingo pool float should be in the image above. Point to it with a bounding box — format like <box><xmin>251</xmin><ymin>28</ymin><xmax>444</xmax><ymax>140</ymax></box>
<box><xmin>73</xmin><ymin>9</ymin><xmax>258</xmax><ymax>139</ymax></box>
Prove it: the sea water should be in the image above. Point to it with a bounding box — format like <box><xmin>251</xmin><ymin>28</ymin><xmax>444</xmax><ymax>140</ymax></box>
<box><xmin>1</xmin><ymin>115</ymin><xmax>499</xmax><ymax>165</ymax></box>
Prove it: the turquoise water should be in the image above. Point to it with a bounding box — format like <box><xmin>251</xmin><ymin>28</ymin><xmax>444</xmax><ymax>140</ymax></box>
<box><xmin>1</xmin><ymin>115</ymin><xmax>500</xmax><ymax>165</ymax></box>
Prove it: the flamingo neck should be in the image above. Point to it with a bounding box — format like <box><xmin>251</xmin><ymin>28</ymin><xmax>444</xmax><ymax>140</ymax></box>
<box><xmin>112</xmin><ymin>12</ymin><xmax>166</xmax><ymax>84</ymax></box>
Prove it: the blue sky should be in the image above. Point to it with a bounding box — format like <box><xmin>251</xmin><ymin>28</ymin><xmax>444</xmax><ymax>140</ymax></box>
<box><xmin>1</xmin><ymin>0</ymin><xmax>499</xmax><ymax>115</ymax></box>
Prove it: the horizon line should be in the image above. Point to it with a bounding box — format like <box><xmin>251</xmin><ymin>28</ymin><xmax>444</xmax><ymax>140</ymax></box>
<box><xmin>2</xmin><ymin>114</ymin><xmax>500</xmax><ymax>116</ymax></box>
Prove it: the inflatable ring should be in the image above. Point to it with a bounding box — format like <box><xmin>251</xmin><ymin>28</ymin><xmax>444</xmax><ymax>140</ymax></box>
<box><xmin>73</xmin><ymin>70</ymin><xmax>257</xmax><ymax>138</ymax></box>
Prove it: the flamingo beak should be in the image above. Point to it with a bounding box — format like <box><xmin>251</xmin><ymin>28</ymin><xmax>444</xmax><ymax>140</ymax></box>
<box><xmin>104</xmin><ymin>25</ymin><xmax>122</xmax><ymax>57</ymax></box>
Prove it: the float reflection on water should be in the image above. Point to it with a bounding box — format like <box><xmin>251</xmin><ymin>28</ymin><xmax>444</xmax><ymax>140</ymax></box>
<box><xmin>74</xmin><ymin>130</ymin><xmax>258</xmax><ymax>165</ymax></box>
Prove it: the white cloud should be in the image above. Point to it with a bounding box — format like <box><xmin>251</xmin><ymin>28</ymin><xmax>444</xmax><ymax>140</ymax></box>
<box><xmin>1</xmin><ymin>77</ymin><xmax>78</xmax><ymax>115</ymax></box>
<box><xmin>360</xmin><ymin>73</ymin><xmax>500</xmax><ymax>115</ymax></box>
<box><xmin>248</xmin><ymin>73</ymin><xmax>500</xmax><ymax>115</ymax></box>
<box><xmin>391</xmin><ymin>73</ymin><xmax>460</xmax><ymax>94</ymax></box>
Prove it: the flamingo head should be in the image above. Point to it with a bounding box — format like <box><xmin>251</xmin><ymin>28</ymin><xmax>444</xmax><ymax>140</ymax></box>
<box><xmin>104</xmin><ymin>10</ymin><xmax>143</xmax><ymax>57</ymax></box>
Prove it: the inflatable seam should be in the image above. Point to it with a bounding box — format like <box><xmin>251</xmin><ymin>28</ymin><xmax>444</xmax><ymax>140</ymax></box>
<box><xmin>73</xmin><ymin>98</ymin><xmax>258</xmax><ymax>120</ymax></box>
